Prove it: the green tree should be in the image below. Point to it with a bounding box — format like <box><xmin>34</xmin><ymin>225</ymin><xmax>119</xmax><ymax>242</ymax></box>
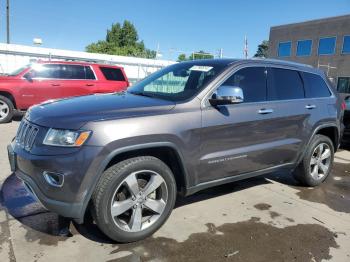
<box><xmin>191</xmin><ymin>50</ymin><xmax>214</xmax><ymax>60</ymax></box>
<box><xmin>86</xmin><ymin>20</ymin><xmax>156</xmax><ymax>59</ymax></box>
<box><xmin>177</xmin><ymin>50</ymin><xmax>213</xmax><ymax>61</ymax></box>
<box><xmin>254</xmin><ymin>40</ymin><xmax>269</xmax><ymax>58</ymax></box>
<box><xmin>177</xmin><ymin>53</ymin><xmax>187</xmax><ymax>62</ymax></box>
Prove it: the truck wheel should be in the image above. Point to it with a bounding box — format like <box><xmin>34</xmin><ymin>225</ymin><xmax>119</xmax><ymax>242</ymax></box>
<box><xmin>0</xmin><ymin>95</ymin><xmax>14</xmax><ymax>123</ymax></box>
<box><xmin>293</xmin><ymin>134</ymin><xmax>334</xmax><ymax>187</ymax></box>
<box><xmin>92</xmin><ymin>156</ymin><xmax>177</xmax><ymax>243</ymax></box>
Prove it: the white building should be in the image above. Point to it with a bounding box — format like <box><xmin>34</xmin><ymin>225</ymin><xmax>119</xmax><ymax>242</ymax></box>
<box><xmin>0</xmin><ymin>43</ymin><xmax>175</xmax><ymax>83</ymax></box>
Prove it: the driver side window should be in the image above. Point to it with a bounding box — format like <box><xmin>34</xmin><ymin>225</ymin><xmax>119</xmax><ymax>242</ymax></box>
<box><xmin>27</xmin><ymin>64</ymin><xmax>60</xmax><ymax>79</ymax></box>
<box><xmin>221</xmin><ymin>67</ymin><xmax>267</xmax><ymax>103</ymax></box>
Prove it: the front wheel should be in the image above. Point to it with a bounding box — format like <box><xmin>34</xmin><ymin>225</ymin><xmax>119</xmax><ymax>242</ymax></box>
<box><xmin>0</xmin><ymin>95</ymin><xmax>14</xmax><ymax>123</ymax></box>
<box><xmin>91</xmin><ymin>156</ymin><xmax>177</xmax><ymax>243</ymax></box>
<box><xmin>293</xmin><ymin>134</ymin><xmax>334</xmax><ymax>187</ymax></box>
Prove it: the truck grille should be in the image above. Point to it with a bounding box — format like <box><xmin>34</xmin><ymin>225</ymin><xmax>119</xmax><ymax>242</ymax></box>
<box><xmin>16</xmin><ymin>120</ymin><xmax>39</xmax><ymax>151</ymax></box>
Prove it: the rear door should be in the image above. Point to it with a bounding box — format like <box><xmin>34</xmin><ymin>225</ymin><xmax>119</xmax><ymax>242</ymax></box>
<box><xmin>60</xmin><ymin>64</ymin><xmax>97</xmax><ymax>97</ymax></box>
<box><xmin>301</xmin><ymin>71</ymin><xmax>334</xmax><ymax>132</ymax></box>
<box><xmin>264</xmin><ymin>67</ymin><xmax>312</xmax><ymax>162</ymax></box>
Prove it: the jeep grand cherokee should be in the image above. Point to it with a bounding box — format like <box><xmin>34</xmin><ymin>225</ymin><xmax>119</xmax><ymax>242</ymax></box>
<box><xmin>8</xmin><ymin>59</ymin><xmax>345</xmax><ymax>242</ymax></box>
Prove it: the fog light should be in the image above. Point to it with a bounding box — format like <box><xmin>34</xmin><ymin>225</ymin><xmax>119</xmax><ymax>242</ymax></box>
<box><xmin>43</xmin><ymin>171</ymin><xmax>64</xmax><ymax>187</ymax></box>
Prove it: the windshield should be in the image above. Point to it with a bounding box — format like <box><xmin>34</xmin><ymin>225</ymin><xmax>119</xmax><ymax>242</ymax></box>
<box><xmin>7</xmin><ymin>64</ymin><xmax>30</xmax><ymax>76</ymax></box>
<box><xmin>128</xmin><ymin>62</ymin><xmax>226</xmax><ymax>102</ymax></box>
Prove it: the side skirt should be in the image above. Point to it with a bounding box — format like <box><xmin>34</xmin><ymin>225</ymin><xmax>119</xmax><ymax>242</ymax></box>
<box><xmin>185</xmin><ymin>163</ymin><xmax>295</xmax><ymax>196</ymax></box>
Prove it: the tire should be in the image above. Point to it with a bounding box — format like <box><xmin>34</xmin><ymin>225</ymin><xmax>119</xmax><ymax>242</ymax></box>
<box><xmin>91</xmin><ymin>156</ymin><xmax>177</xmax><ymax>243</ymax></box>
<box><xmin>0</xmin><ymin>95</ymin><xmax>14</xmax><ymax>123</ymax></box>
<box><xmin>293</xmin><ymin>134</ymin><xmax>334</xmax><ymax>187</ymax></box>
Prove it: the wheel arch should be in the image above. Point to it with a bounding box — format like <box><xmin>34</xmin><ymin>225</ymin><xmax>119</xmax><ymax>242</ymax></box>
<box><xmin>296</xmin><ymin>123</ymin><xmax>339</xmax><ymax>166</ymax></box>
<box><xmin>77</xmin><ymin>142</ymin><xmax>189</xmax><ymax>224</ymax></box>
<box><xmin>315</xmin><ymin>125</ymin><xmax>339</xmax><ymax>151</ymax></box>
<box><xmin>0</xmin><ymin>91</ymin><xmax>17</xmax><ymax>109</ymax></box>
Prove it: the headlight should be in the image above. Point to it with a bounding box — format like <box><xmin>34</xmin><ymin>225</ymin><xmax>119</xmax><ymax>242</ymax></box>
<box><xmin>43</xmin><ymin>129</ymin><xmax>91</xmax><ymax>147</ymax></box>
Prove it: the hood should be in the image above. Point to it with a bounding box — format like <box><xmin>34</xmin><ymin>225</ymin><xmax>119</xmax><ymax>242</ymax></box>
<box><xmin>26</xmin><ymin>92</ymin><xmax>176</xmax><ymax>129</ymax></box>
<box><xmin>0</xmin><ymin>75</ymin><xmax>20</xmax><ymax>80</ymax></box>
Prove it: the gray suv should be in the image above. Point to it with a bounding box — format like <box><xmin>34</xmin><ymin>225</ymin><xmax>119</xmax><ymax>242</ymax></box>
<box><xmin>8</xmin><ymin>59</ymin><xmax>344</xmax><ymax>242</ymax></box>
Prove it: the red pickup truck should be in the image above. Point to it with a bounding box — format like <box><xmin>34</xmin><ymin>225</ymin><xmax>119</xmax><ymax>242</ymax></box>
<box><xmin>0</xmin><ymin>61</ymin><xmax>129</xmax><ymax>123</ymax></box>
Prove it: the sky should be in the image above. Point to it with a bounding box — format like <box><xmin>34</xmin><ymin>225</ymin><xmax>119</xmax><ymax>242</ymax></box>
<box><xmin>0</xmin><ymin>0</ymin><xmax>349</xmax><ymax>60</ymax></box>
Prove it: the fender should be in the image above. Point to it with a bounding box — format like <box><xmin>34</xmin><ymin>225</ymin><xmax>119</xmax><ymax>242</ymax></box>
<box><xmin>295</xmin><ymin>123</ymin><xmax>339</xmax><ymax>165</ymax></box>
<box><xmin>0</xmin><ymin>89</ymin><xmax>17</xmax><ymax>108</ymax></box>
<box><xmin>76</xmin><ymin>141</ymin><xmax>190</xmax><ymax>223</ymax></box>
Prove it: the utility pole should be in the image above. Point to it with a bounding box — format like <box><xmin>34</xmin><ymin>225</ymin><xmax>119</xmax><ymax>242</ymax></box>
<box><xmin>243</xmin><ymin>35</ymin><xmax>248</xmax><ymax>59</ymax></box>
<box><xmin>6</xmin><ymin>0</ymin><xmax>10</xmax><ymax>44</ymax></box>
<box><xmin>219</xmin><ymin>48</ymin><xmax>223</xmax><ymax>58</ymax></box>
<box><xmin>317</xmin><ymin>60</ymin><xmax>337</xmax><ymax>77</ymax></box>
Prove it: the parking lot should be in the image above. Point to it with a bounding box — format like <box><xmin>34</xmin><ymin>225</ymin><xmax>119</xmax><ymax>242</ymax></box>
<box><xmin>0</xmin><ymin>120</ymin><xmax>350</xmax><ymax>262</ymax></box>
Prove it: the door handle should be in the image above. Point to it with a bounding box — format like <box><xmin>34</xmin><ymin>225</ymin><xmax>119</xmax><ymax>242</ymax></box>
<box><xmin>51</xmin><ymin>83</ymin><xmax>60</xmax><ymax>86</ymax></box>
<box><xmin>305</xmin><ymin>104</ymin><xmax>316</xmax><ymax>109</ymax></box>
<box><xmin>86</xmin><ymin>83</ymin><xmax>94</xmax><ymax>86</ymax></box>
<box><xmin>258</xmin><ymin>108</ymin><xmax>274</xmax><ymax>114</ymax></box>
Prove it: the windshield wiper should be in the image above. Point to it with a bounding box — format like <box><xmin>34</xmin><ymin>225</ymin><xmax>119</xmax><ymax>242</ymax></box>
<box><xmin>128</xmin><ymin>91</ymin><xmax>156</xmax><ymax>98</ymax></box>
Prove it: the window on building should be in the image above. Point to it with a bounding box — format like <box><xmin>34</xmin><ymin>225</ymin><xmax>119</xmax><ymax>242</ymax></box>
<box><xmin>318</xmin><ymin>37</ymin><xmax>336</xmax><ymax>55</ymax></box>
<box><xmin>100</xmin><ymin>67</ymin><xmax>126</xmax><ymax>81</ymax></box>
<box><xmin>278</xmin><ymin>42</ymin><xmax>291</xmax><ymax>57</ymax></box>
<box><xmin>342</xmin><ymin>35</ymin><xmax>350</xmax><ymax>54</ymax></box>
<box><xmin>267</xmin><ymin>68</ymin><xmax>305</xmax><ymax>100</ymax></box>
<box><xmin>296</xmin><ymin>40</ymin><xmax>312</xmax><ymax>56</ymax></box>
<box><xmin>337</xmin><ymin>77</ymin><xmax>350</xmax><ymax>93</ymax></box>
<box><xmin>221</xmin><ymin>67</ymin><xmax>267</xmax><ymax>103</ymax></box>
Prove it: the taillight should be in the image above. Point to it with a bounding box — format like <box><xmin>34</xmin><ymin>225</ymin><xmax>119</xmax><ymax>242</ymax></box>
<box><xmin>341</xmin><ymin>101</ymin><xmax>346</xmax><ymax>111</ymax></box>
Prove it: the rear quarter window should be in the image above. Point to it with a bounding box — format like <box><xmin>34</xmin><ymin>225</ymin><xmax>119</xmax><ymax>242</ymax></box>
<box><xmin>267</xmin><ymin>68</ymin><xmax>305</xmax><ymax>100</ymax></box>
<box><xmin>302</xmin><ymin>72</ymin><xmax>331</xmax><ymax>98</ymax></box>
<box><xmin>100</xmin><ymin>67</ymin><xmax>126</xmax><ymax>81</ymax></box>
<box><xmin>85</xmin><ymin>66</ymin><xmax>96</xmax><ymax>80</ymax></box>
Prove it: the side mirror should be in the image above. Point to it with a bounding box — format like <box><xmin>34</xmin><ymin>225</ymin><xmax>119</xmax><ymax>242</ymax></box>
<box><xmin>23</xmin><ymin>72</ymin><xmax>34</xmax><ymax>82</ymax></box>
<box><xmin>209</xmin><ymin>86</ymin><xmax>244</xmax><ymax>106</ymax></box>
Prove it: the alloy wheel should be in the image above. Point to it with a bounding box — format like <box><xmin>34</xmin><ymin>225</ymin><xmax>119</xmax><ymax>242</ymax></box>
<box><xmin>0</xmin><ymin>100</ymin><xmax>9</xmax><ymax>120</ymax></box>
<box><xmin>310</xmin><ymin>142</ymin><xmax>331</xmax><ymax>180</ymax></box>
<box><xmin>110</xmin><ymin>170</ymin><xmax>168</xmax><ymax>232</ymax></box>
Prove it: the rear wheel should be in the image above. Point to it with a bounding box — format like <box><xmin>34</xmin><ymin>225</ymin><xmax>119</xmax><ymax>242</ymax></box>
<box><xmin>92</xmin><ymin>156</ymin><xmax>177</xmax><ymax>243</ymax></box>
<box><xmin>0</xmin><ymin>95</ymin><xmax>14</xmax><ymax>123</ymax></box>
<box><xmin>293</xmin><ymin>134</ymin><xmax>334</xmax><ymax>186</ymax></box>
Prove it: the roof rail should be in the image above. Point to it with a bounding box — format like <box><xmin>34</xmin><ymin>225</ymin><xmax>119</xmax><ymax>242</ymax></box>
<box><xmin>251</xmin><ymin>57</ymin><xmax>313</xmax><ymax>68</ymax></box>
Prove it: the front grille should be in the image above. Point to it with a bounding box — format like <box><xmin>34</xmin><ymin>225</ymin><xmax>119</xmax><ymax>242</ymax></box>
<box><xmin>16</xmin><ymin>120</ymin><xmax>39</xmax><ymax>151</ymax></box>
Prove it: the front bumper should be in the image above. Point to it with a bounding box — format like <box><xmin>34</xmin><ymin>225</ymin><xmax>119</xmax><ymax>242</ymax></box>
<box><xmin>16</xmin><ymin>170</ymin><xmax>84</xmax><ymax>220</ymax></box>
<box><xmin>8</xmin><ymin>141</ymin><xmax>104</xmax><ymax>223</ymax></box>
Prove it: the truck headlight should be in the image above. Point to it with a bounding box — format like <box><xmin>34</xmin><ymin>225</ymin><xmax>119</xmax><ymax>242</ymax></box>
<box><xmin>43</xmin><ymin>129</ymin><xmax>91</xmax><ymax>147</ymax></box>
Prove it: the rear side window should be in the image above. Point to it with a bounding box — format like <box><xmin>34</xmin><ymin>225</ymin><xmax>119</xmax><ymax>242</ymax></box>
<box><xmin>267</xmin><ymin>68</ymin><xmax>304</xmax><ymax>100</ymax></box>
<box><xmin>221</xmin><ymin>67</ymin><xmax>267</xmax><ymax>103</ymax></box>
<box><xmin>100</xmin><ymin>67</ymin><xmax>126</xmax><ymax>81</ymax></box>
<box><xmin>303</xmin><ymin>72</ymin><xmax>331</xmax><ymax>98</ymax></box>
<box><xmin>59</xmin><ymin>65</ymin><xmax>86</xmax><ymax>79</ymax></box>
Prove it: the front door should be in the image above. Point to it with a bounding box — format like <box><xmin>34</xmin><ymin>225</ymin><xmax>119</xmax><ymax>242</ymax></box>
<box><xmin>19</xmin><ymin>64</ymin><xmax>62</xmax><ymax>108</ymax></box>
